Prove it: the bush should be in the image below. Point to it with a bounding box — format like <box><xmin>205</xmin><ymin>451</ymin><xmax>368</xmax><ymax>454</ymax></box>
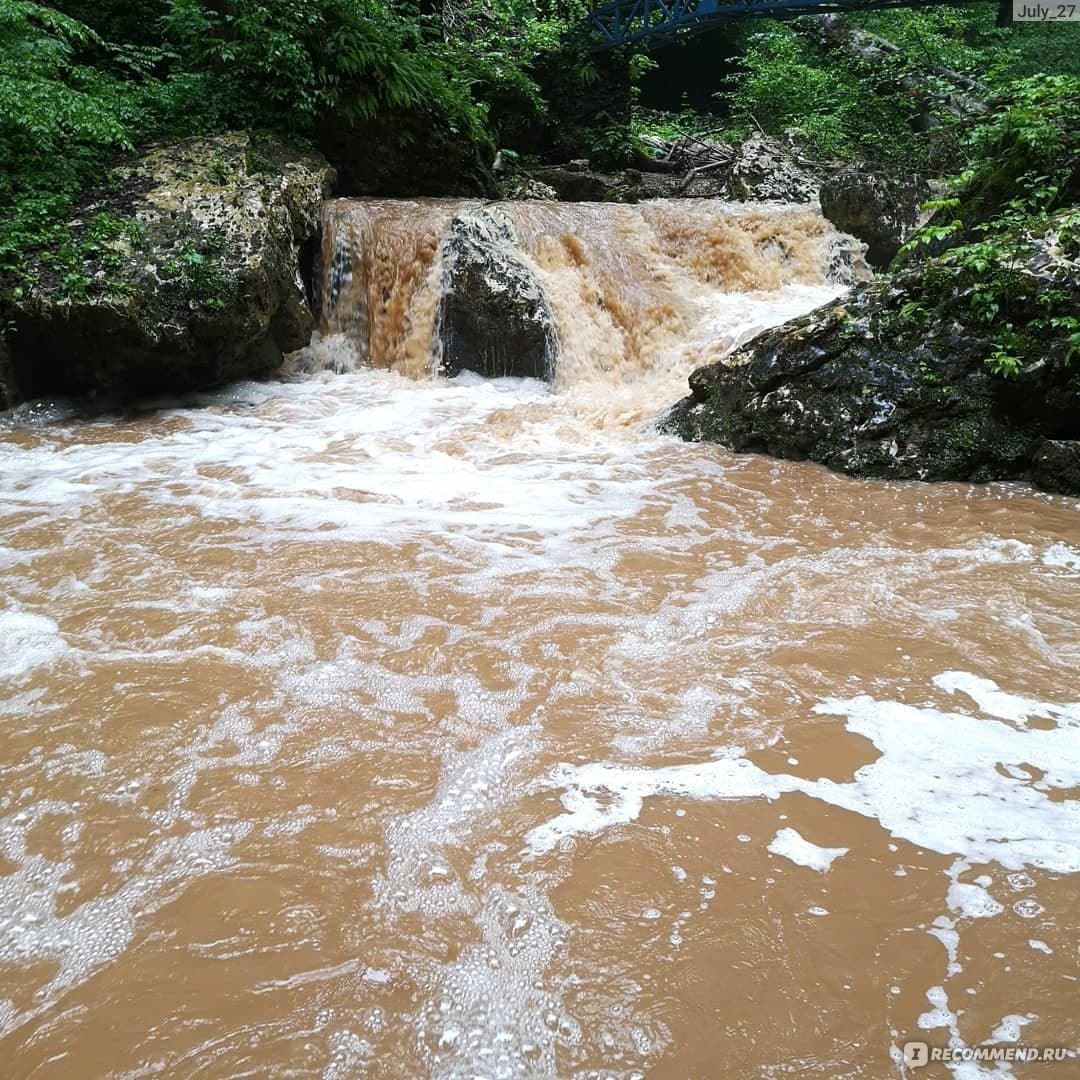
<box><xmin>720</xmin><ymin>21</ymin><xmax>923</xmax><ymax>166</ymax></box>
<box><xmin>898</xmin><ymin>75</ymin><xmax>1080</xmax><ymax>376</ymax></box>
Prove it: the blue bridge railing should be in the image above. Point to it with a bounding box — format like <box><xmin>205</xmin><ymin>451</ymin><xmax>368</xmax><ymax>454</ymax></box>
<box><xmin>588</xmin><ymin>0</ymin><xmax>978</xmax><ymax>50</ymax></box>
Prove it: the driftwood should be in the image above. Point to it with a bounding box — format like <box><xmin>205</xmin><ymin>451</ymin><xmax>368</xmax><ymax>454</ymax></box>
<box><xmin>636</xmin><ymin>129</ymin><xmax>735</xmax><ymax>174</ymax></box>
<box><xmin>675</xmin><ymin>159</ymin><xmax>729</xmax><ymax>194</ymax></box>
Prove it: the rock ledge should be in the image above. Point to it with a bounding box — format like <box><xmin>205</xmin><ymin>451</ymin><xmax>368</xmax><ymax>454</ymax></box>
<box><xmin>2</xmin><ymin>132</ymin><xmax>334</xmax><ymax>405</ymax></box>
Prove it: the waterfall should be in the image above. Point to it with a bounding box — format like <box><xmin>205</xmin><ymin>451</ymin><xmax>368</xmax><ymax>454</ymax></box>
<box><xmin>302</xmin><ymin>197</ymin><xmax>868</xmax><ymax>393</ymax></box>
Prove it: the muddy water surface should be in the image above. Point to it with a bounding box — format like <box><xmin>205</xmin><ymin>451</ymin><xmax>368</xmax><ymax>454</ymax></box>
<box><xmin>0</xmin><ymin>200</ymin><xmax>1078</xmax><ymax>1078</ymax></box>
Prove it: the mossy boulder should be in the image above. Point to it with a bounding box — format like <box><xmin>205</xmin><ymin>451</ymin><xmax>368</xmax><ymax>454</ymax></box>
<box><xmin>1032</xmin><ymin>440</ymin><xmax>1080</xmax><ymax>495</ymax></box>
<box><xmin>1</xmin><ymin>132</ymin><xmax>334</xmax><ymax>405</ymax></box>
<box><xmin>664</xmin><ymin>280</ymin><xmax>1080</xmax><ymax>494</ymax></box>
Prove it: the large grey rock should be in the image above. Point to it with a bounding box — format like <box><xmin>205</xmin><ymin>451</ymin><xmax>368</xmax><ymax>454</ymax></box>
<box><xmin>819</xmin><ymin>168</ymin><xmax>931</xmax><ymax>267</ymax></box>
<box><xmin>1</xmin><ymin>133</ymin><xmax>334</xmax><ymax>404</ymax></box>
<box><xmin>497</xmin><ymin>176</ymin><xmax>559</xmax><ymax>201</ymax></box>
<box><xmin>437</xmin><ymin>207</ymin><xmax>558</xmax><ymax>380</ymax></box>
<box><xmin>723</xmin><ymin>133</ymin><xmax>819</xmax><ymax>203</ymax></box>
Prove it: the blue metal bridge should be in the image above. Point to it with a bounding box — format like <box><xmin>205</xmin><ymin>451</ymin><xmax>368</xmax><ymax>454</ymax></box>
<box><xmin>588</xmin><ymin>0</ymin><xmax>976</xmax><ymax>50</ymax></box>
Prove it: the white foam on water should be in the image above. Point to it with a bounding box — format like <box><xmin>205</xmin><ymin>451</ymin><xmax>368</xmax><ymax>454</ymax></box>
<box><xmin>525</xmin><ymin>756</ymin><xmax>799</xmax><ymax>856</ymax></box>
<box><xmin>0</xmin><ymin>372</ymin><xmax>678</xmax><ymax>589</ymax></box>
<box><xmin>1042</xmin><ymin>542</ymin><xmax>1080</xmax><ymax>570</ymax></box>
<box><xmin>933</xmin><ymin>670</ymin><xmax>1080</xmax><ymax>729</ymax></box>
<box><xmin>929</xmin><ymin>915</ymin><xmax>962</xmax><ymax>976</ymax></box>
<box><xmin>988</xmin><ymin>1013</ymin><xmax>1035</xmax><ymax>1044</ymax></box>
<box><xmin>0</xmin><ymin>611</ymin><xmax>68</xmax><ymax>681</ymax></box>
<box><xmin>767</xmin><ymin>827</ymin><xmax>848</xmax><ymax>872</ymax></box>
<box><xmin>0</xmin><ymin>202</ymin><xmax>1075</xmax><ymax>1075</ymax></box>
<box><xmin>946</xmin><ymin>882</ymin><xmax>1004</xmax><ymax>920</ymax></box>
<box><xmin>913</xmin><ymin>985</ymin><xmax>1041</xmax><ymax>1079</ymax></box>
<box><xmin>527</xmin><ymin>675</ymin><xmax>1080</xmax><ymax>873</ymax></box>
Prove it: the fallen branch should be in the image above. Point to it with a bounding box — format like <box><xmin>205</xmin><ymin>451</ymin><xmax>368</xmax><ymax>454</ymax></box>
<box><xmin>676</xmin><ymin>159</ymin><xmax>729</xmax><ymax>194</ymax></box>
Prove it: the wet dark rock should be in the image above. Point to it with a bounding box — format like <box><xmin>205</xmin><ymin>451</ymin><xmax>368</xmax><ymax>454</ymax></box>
<box><xmin>0</xmin><ymin>334</ymin><xmax>11</xmax><ymax>410</ymax></box>
<box><xmin>819</xmin><ymin>168</ymin><xmax>931</xmax><ymax>267</ymax></box>
<box><xmin>530</xmin><ymin>162</ymin><xmax>642</xmax><ymax>203</ymax></box>
<box><xmin>1031</xmin><ymin>440</ymin><xmax>1080</xmax><ymax>496</ymax></box>
<box><xmin>2</xmin><ymin>133</ymin><xmax>334</xmax><ymax>405</ymax></box>
<box><xmin>664</xmin><ymin>282</ymin><xmax>1080</xmax><ymax>493</ymax></box>
<box><xmin>437</xmin><ymin>206</ymin><xmax>558</xmax><ymax>380</ymax></box>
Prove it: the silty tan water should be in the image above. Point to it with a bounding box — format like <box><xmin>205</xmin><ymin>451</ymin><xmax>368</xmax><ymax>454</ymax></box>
<box><xmin>0</xmin><ymin>199</ymin><xmax>1077</xmax><ymax>1078</ymax></box>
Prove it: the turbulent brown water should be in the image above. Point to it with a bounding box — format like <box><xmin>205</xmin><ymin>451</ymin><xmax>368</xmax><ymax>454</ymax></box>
<box><xmin>1</xmin><ymin>199</ymin><xmax>1078</xmax><ymax>1078</ymax></box>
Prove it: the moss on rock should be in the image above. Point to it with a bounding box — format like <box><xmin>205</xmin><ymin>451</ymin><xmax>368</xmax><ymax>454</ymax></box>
<box><xmin>1</xmin><ymin>132</ymin><xmax>334</xmax><ymax>405</ymax></box>
<box><xmin>664</xmin><ymin>271</ymin><xmax>1080</xmax><ymax>494</ymax></box>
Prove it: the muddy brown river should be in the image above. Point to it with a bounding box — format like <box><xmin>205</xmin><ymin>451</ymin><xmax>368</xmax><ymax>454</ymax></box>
<box><xmin>0</xmin><ymin>200</ymin><xmax>1077</xmax><ymax>1078</ymax></box>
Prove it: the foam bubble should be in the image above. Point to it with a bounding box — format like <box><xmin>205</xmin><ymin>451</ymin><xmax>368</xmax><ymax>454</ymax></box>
<box><xmin>946</xmin><ymin>880</ymin><xmax>1003</xmax><ymax>920</ymax></box>
<box><xmin>767</xmin><ymin>827</ymin><xmax>848</xmax><ymax>872</ymax></box>
<box><xmin>0</xmin><ymin>611</ymin><xmax>67</xmax><ymax>681</ymax></box>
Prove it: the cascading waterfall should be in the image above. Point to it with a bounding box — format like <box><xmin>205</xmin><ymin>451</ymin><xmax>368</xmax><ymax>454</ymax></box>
<box><xmin>298</xmin><ymin>197</ymin><xmax>866</xmax><ymax>404</ymax></box>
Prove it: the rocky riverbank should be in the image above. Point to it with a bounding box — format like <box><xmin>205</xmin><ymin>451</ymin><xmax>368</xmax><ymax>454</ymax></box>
<box><xmin>1</xmin><ymin>133</ymin><xmax>333</xmax><ymax>406</ymax></box>
<box><xmin>2</xmin><ymin>114</ymin><xmax>1076</xmax><ymax>501</ymax></box>
<box><xmin>663</xmin><ymin>245</ymin><xmax>1080</xmax><ymax>496</ymax></box>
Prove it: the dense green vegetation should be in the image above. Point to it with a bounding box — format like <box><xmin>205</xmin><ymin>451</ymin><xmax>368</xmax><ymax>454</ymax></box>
<box><xmin>715</xmin><ymin>7</ymin><xmax>1080</xmax><ymax>168</ymax></box>
<box><xmin>0</xmin><ymin>0</ymin><xmax>592</xmax><ymax>282</ymax></box>
<box><xmin>896</xmin><ymin>74</ymin><xmax>1079</xmax><ymax>376</ymax></box>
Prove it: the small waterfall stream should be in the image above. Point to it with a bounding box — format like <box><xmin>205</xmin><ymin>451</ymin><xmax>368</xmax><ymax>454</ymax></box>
<box><xmin>302</xmin><ymin>197</ymin><xmax>862</xmax><ymax>392</ymax></box>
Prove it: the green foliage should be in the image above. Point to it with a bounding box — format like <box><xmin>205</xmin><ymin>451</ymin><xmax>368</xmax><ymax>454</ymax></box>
<box><xmin>717</xmin><ymin>5</ymin><xmax>1080</xmax><ymax>170</ymax></box>
<box><xmin>0</xmin><ymin>0</ymin><xmax>611</xmax><ymax>283</ymax></box>
<box><xmin>0</xmin><ymin>0</ymin><xmax>597</xmax><ymax>286</ymax></box>
<box><xmin>718</xmin><ymin>20</ymin><xmax>924</xmax><ymax>166</ymax></box>
<box><xmin>0</xmin><ymin>0</ymin><xmax>142</xmax><ymax>282</ymax></box>
<box><xmin>161</xmin><ymin>235</ymin><xmax>231</xmax><ymax>310</ymax></box>
<box><xmin>853</xmin><ymin>5</ymin><xmax>1080</xmax><ymax>84</ymax></box>
<box><xmin>0</xmin><ymin>4</ymin><xmax>121</xmax><ymax>186</ymax></box>
<box><xmin>158</xmin><ymin>0</ymin><xmax>474</xmax><ymax>134</ymax></box>
<box><xmin>896</xmin><ymin>75</ymin><xmax>1080</xmax><ymax>377</ymax></box>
